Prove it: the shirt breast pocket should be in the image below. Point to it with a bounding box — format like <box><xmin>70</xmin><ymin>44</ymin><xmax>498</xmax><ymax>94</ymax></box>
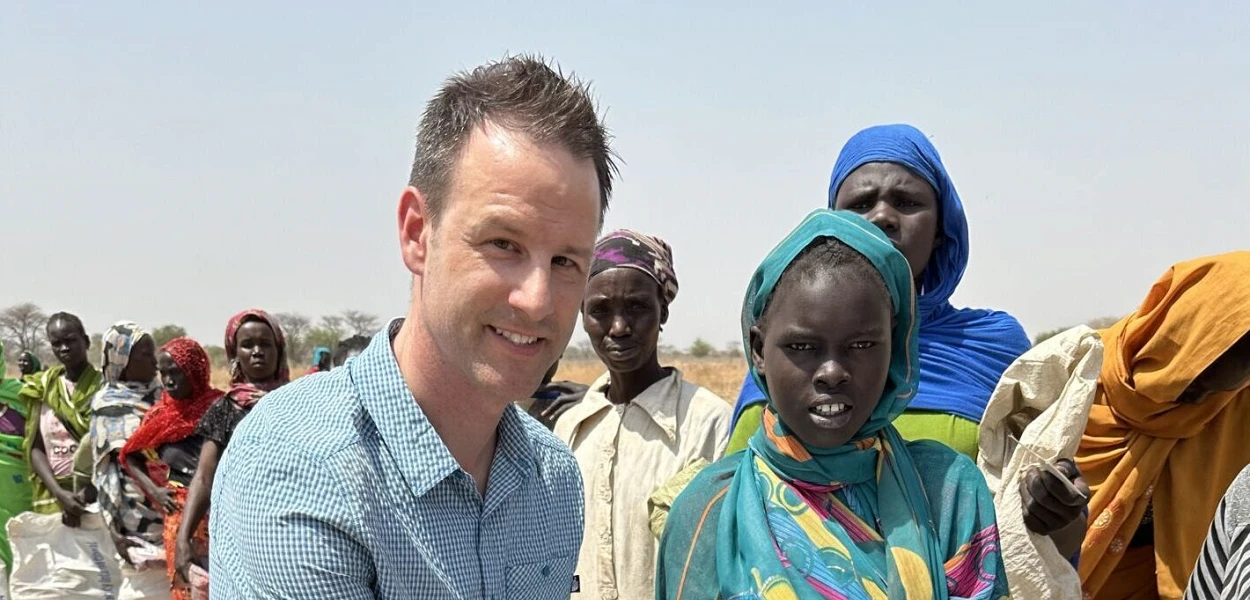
<box><xmin>506</xmin><ymin>555</ymin><xmax>578</xmax><ymax>598</ymax></box>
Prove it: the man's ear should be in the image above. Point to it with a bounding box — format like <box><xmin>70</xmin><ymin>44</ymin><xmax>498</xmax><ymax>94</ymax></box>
<box><xmin>398</xmin><ymin>186</ymin><xmax>432</xmax><ymax>277</ymax></box>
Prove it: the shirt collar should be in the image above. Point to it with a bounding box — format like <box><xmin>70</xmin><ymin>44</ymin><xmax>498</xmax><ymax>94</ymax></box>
<box><xmin>350</xmin><ymin>318</ymin><xmax>536</xmax><ymax>498</ymax></box>
<box><xmin>564</xmin><ymin>368</ymin><xmax>683</xmax><ymax>443</ymax></box>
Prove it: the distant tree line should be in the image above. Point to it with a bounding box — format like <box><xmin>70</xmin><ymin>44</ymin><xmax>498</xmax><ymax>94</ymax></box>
<box><xmin>4</xmin><ymin>300</ymin><xmax>760</xmax><ymax>376</ymax></box>
<box><xmin>560</xmin><ymin>337</ymin><xmax>744</xmax><ymax>362</ymax></box>
<box><xmin>1032</xmin><ymin>315</ymin><xmax>1123</xmax><ymax>346</ymax></box>
<box><xmin>0</xmin><ymin>302</ymin><xmax>381</xmax><ymax>373</ymax></box>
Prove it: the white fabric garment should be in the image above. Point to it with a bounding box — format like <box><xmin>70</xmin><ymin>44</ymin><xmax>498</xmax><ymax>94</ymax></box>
<box><xmin>977</xmin><ymin>325</ymin><xmax>1103</xmax><ymax>600</ymax></box>
<box><xmin>7</xmin><ymin>511</ymin><xmax>170</xmax><ymax>599</ymax></box>
<box><xmin>554</xmin><ymin>369</ymin><xmax>731</xmax><ymax>600</ymax></box>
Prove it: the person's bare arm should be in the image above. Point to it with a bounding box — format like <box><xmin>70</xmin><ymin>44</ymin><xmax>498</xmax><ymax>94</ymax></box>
<box><xmin>125</xmin><ymin>453</ymin><xmax>177</xmax><ymax>514</ymax></box>
<box><xmin>175</xmin><ymin>439</ymin><xmax>219</xmax><ymax>581</ymax></box>
<box><xmin>29</xmin><ymin>417</ymin><xmax>86</xmax><ymax>527</ymax></box>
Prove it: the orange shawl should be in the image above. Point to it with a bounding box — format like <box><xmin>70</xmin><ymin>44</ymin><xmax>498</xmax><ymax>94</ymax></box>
<box><xmin>1078</xmin><ymin>251</ymin><xmax>1250</xmax><ymax>599</ymax></box>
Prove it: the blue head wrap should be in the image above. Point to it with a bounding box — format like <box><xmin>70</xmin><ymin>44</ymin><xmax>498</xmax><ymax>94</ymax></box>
<box><xmin>311</xmin><ymin>347</ymin><xmax>331</xmax><ymax>368</ymax></box>
<box><xmin>731</xmin><ymin>124</ymin><xmax>1030</xmax><ymax>429</ymax></box>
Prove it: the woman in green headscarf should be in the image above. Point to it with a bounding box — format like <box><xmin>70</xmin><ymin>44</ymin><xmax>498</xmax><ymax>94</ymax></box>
<box><xmin>655</xmin><ymin>210</ymin><xmax>1008</xmax><ymax>599</ymax></box>
<box><xmin>19</xmin><ymin>312</ymin><xmax>102</xmax><ymax>524</ymax></box>
<box><xmin>17</xmin><ymin>350</ymin><xmax>42</xmax><ymax>377</ymax></box>
<box><xmin>1</xmin><ymin>340</ymin><xmax>33</xmax><ymax>573</ymax></box>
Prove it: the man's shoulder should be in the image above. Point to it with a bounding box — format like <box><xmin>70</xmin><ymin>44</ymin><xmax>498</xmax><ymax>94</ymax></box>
<box><xmin>230</xmin><ymin>369</ymin><xmax>369</xmax><ymax>462</ymax></box>
<box><xmin>510</xmin><ymin>406</ymin><xmax>580</xmax><ymax>476</ymax></box>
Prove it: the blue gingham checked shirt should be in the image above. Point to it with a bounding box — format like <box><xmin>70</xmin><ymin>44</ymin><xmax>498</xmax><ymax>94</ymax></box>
<box><xmin>209</xmin><ymin>320</ymin><xmax>585</xmax><ymax>599</ymax></box>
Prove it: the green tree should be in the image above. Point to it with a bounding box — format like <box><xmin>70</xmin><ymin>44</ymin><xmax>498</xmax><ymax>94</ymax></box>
<box><xmin>275</xmin><ymin>313</ymin><xmax>311</xmax><ymax>368</ymax></box>
<box><xmin>1032</xmin><ymin>327</ymin><xmax>1067</xmax><ymax>346</ymax></box>
<box><xmin>1033</xmin><ymin>315</ymin><xmax>1124</xmax><ymax>345</ymax></box>
<box><xmin>151</xmin><ymin>324</ymin><xmax>188</xmax><ymax>347</ymax></box>
<box><xmin>203</xmin><ymin>345</ymin><xmax>228</xmax><ymax>370</ymax></box>
<box><xmin>0</xmin><ymin>302</ymin><xmax>47</xmax><ymax>358</ymax></box>
<box><xmin>561</xmin><ymin>340</ymin><xmax>595</xmax><ymax>361</ymax></box>
<box><xmin>319</xmin><ymin>315</ymin><xmax>346</xmax><ymax>340</ymax></box>
<box><xmin>1086</xmin><ymin>316</ymin><xmax>1122</xmax><ymax>329</ymax></box>
<box><xmin>688</xmin><ymin>338</ymin><xmax>714</xmax><ymax>358</ymax></box>
<box><xmin>89</xmin><ymin>333</ymin><xmax>104</xmax><ymax>366</ymax></box>
<box><xmin>340</xmin><ymin>310</ymin><xmax>381</xmax><ymax>336</ymax></box>
<box><xmin>304</xmin><ymin>327</ymin><xmax>341</xmax><ymax>363</ymax></box>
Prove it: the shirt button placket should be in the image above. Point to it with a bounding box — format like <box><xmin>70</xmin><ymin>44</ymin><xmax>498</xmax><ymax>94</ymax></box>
<box><xmin>595</xmin><ymin>405</ymin><xmax>625</xmax><ymax>599</ymax></box>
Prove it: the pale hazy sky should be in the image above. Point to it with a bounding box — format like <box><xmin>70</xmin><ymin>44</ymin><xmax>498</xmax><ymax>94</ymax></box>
<box><xmin>4</xmin><ymin>2</ymin><xmax>1248</xmax><ymax>358</ymax></box>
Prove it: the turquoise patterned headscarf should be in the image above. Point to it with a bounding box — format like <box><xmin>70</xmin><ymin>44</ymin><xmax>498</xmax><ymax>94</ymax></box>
<box><xmin>740</xmin><ymin>210</ymin><xmax>918</xmax><ymax>436</ymax></box>
<box><xmin>715</xmin><ymin>210</ymin><xmax>1002</xmax><ymax>599</ymax></box>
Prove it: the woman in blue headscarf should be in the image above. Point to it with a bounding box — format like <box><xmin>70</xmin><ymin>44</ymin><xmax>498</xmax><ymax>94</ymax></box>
<box><xmin>728</xmin><ymin>124</ymin><xmax>1031</xmax><ymax>459</ymax></box>
<box><xmin>306</xmin><ymin>347</ymin><xmax>331</xmax><ymax>375</ymax></box>
<box><xmin>656</xmin><ymin>210</ymin><xmax>1007</xmax><ymax>599</ymax></box>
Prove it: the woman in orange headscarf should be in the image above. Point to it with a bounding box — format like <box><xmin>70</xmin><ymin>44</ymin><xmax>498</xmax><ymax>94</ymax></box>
<box><xmin>1076</xmin><ymin>252</ymin><xmax>1250</xmax><ymax>599</ymax></box>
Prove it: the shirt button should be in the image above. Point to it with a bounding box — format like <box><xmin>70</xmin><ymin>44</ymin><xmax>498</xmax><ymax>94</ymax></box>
<box><xmin>541</xmin><ymin>565</ymin><xmax>551</xmax><ymax>577</ymax></box>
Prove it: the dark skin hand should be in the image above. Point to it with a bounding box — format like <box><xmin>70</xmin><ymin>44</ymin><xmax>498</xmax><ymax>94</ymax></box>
<box><xmin>125</xmin><ymin>453</ymin><xmax>177</xmax><ymax>514</ymax></box>
<box><xmin>523</xmin><ymin>359</ymin><xmax>587</xmax><ymax>428</ymax></box>
<box><xmin>112</xmin><ymin>530</ymin><xmax>137</xmax><ymax>566</ymax></box>
<box><xmin>528</xmin><ymin>380</ymin><xmax>589</xmax><ymax>428</ymax></box>
<box><xmin>1020</xmin><ymin>458</ymin><xmax>1091</xmax><ymax>558</ymax></box>
<box><xmin>175</xmin><ymin>439</ymin><xmax>220</xmax><ymax>582</ymax></box>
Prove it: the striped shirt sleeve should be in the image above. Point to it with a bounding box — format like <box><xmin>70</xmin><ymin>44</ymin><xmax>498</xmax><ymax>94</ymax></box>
<box><xmin>1186</xmin><ymin>469</ymin><xmax>1250</xmax><ymax>600</ymax></box>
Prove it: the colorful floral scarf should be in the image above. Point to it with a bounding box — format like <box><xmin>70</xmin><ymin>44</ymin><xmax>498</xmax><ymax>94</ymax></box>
<box><xmin>716</xmin><ymin>210</ymin><xmax>1007</xmax><ymax>599</ymax></box>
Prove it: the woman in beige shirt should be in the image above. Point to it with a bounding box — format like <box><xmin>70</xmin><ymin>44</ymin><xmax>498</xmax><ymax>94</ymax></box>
<box><xmin>554</xmin><ymin>229</ymin><xmax>731</xmax><ymax>600</ymax></box>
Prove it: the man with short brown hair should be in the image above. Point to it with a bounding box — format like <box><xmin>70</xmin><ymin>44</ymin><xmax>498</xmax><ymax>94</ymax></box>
<box><xmin>210</xmin><ymin>55</ymin><xmax>617</xmax><ymax>599</ymax></box>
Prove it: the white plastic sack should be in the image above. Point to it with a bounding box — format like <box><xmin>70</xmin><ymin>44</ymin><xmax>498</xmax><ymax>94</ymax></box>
<box><xmin>977</xmin><ymin>326</ymin><xmax>1103</xmax><ymax>600</ymax></box>
<box><xmin>6</xmin><ymin>511</ymin><xmax>169</xmax><ymax>600</ymax></box>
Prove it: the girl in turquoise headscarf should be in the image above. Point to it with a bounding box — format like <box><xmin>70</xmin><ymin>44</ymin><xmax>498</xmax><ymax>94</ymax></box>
<box><xmin>655</xmin><ymin>210</ymin><xmax>1008</xmax><ymax>599</ymax></box>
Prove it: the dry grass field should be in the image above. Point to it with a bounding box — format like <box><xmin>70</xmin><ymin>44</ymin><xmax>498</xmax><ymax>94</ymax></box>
<box><xmin>554</xmin><ymin>358</ymin><xmax>745</xmax><ymax>402</ymax></box>
<box><xmin>210</xmin><ymin>357</ymin><xmax>747</xmax><ymax>402</ymax></box>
